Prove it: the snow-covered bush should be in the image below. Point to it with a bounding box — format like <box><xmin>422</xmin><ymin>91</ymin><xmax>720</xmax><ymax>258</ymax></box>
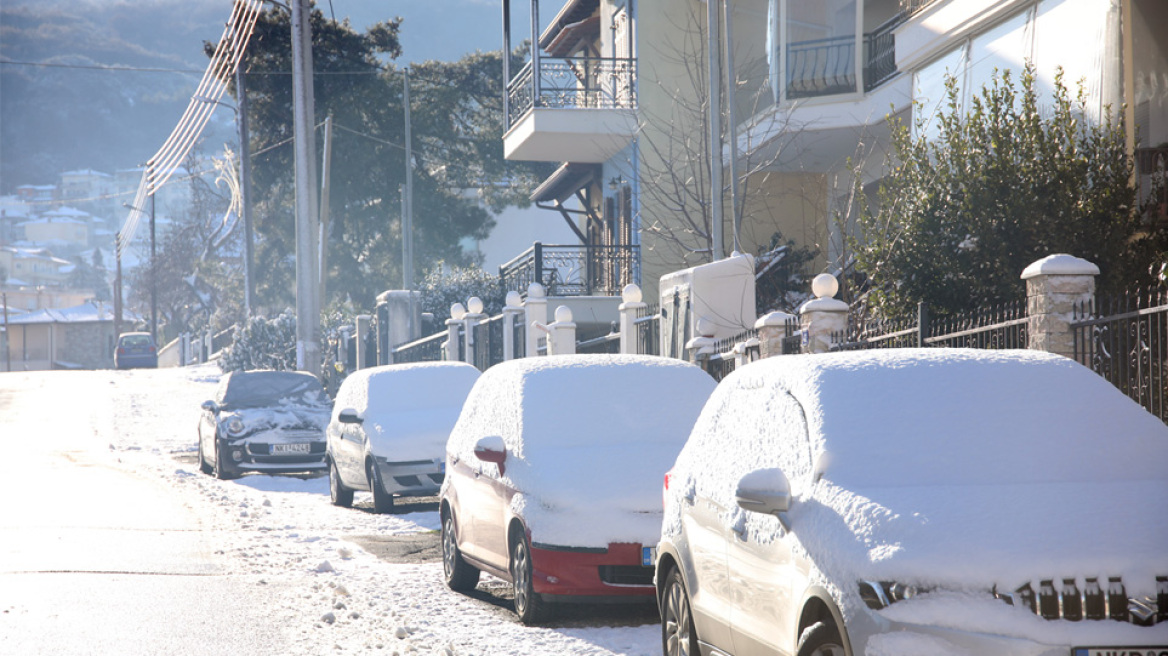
<box><xmin>218</xmin><ymin>311</ymin><xmax>298</xmax><ymax>373</ymax></box>
<box><xmin>418</xmin><ymin>266</ymin><xmax>506</xmax><ymax>323</ymax></box>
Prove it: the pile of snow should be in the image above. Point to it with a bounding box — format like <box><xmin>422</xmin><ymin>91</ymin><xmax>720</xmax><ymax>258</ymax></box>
<box><xmin>447</xmin><ymin>354</ymin><xmax>716</xmax><ymax>547</ymax></box>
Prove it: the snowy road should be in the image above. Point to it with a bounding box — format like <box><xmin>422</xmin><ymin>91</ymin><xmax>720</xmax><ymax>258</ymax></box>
<box><xmin>0</xmin><ymin>366</ymin><xmax>660</xmax><ymax>655</ymax></box>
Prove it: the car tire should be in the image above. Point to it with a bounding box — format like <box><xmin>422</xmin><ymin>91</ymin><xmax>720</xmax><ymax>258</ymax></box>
<box><xmin>198</xmin><ymin>435</ymin><xmax>212</xmax><ymax>475</ymax></box>
<box><xmin>368</xmin><ymin>462</ymin><xmax>395</xmax><ymax>514</ymax></box>
<box><xmin>329</xmin><ymin>461</ymin><xmax>354</xmax><ymax>507</ymax></box>
<box><xmin>441</xmin><ymin>510</ymin><xmax>480</xmax><ymax>592</ymax></box>
<box><xmin>510</xmin><ymin>531</ymin><xmax>549</xmax><ymax>625</ymax></box>
<box><xmin>797</xmin><ymin>620</ymin><xmax>848</xmax><ymax>656</ymax></box>
<box><xmin>661</xmin><ymin>568</ymin><xmax>699</xmax><ymax>656</ymax></box>
<box><xmin>213</xmin><ymin>441</ymin><xmax>238</xmax><ymax>480</ymax></box>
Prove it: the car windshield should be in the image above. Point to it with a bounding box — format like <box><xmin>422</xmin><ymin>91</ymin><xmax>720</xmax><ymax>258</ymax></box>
<box><xmin>119</xmin><ymin>335</ymin><xmax>153</xmax><ymax>347</ymax></box>
<box><xmin>218</xmin><ymin>372</ymin><xmax>326</xmax><ymax>409</ymax></box>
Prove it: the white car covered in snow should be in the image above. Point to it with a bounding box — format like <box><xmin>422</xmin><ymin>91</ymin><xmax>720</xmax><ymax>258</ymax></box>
<box><xmin>441</xmin><ymin>354</ymin><xmax>717</xmax><ymax>624</ymax></box>
<box><xmin>655</xmin><ymin>349</ymin><xmax>1168</xmax><ymax>656</ymax></box>
<box><xmin>327</xmin><ymin>361</ymin><xmax>480</xmax><ymax>513</ymax></box>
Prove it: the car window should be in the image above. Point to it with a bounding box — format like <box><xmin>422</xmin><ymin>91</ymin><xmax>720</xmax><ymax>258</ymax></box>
<box><xmin>119</xmin><ymin>335</ymin><xmax>153</xmax><ymax>347</ymax></box>
<box><xmin>218</xmin><ymin>372</ymin><xmax>326</xmax><ymax>409</ymax></box>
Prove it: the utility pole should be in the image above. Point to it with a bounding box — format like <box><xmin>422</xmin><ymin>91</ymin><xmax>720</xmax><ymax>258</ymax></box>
<box><xmin>292</xmin><ymin>0</ymin><xmax>321</xmax><ymax>375</ymax></box>
<box><xmin>2</xmin><ymin>291</ymin><xmax>9</xmax><ymax>372</ymax></box>
<box><xmin>146</xmin><ymin>164</ymin><xmax>158</xmax><ymax>343</ymax></box>
<box><xmin>402</xmin><ymin>68</ymin><xmax>416</xmax><ymax>340</ymax></box>
<box><xmin>724</xmin><ymin>0</ymin><xmax>741</xmax><ymax>254</ymax></box>
<box><xmin>707</xmin><ymin>0</ymin><xmax>724</xmax><ymax>261</ymax></box>
<box><xmin>236</xmin><ymin>62</ymin><xmax>255</xmax><ymax>317</ymax></box>
<box><xmin>114</xmin><ymin>231</ymin><xmax>123</xmax><ymax>337</ymax></box>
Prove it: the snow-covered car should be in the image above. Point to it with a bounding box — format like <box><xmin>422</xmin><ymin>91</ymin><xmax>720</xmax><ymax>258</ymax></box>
<box><xmin>655</xmin><ymin>349</ymin><xmax>1168</xmax><ymax>656</ymax></box>
<box><xmin>326</xmin><ymin>361</ymin><xmax>480</xmax><ymax>513</ymax></box>
<box><xmin>114</xmin><ymin>332</ymin><xmax>158</xmax><ymax>369</ymax></box>
<box><xmin>197</xmin><ymin>370</ymin><xmax>332</xmax><ymax>480</ymax></box>
<box><xmin>440</xmin><ymin>354</ymin><xmax>717</xmax><ymax>624</ymax></box>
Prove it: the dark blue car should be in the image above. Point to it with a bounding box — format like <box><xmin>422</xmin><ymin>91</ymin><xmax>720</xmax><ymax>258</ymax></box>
<box><xmin>114</xmin><ymin>332</ymin><xmax>158</xmax><ymax>369</ymax></box>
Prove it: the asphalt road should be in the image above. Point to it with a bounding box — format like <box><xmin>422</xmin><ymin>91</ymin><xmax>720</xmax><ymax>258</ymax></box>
<box><xmin>0</xmin><ymin>372</ymin><xmax>292</xmax><ymax>655</ymax></box>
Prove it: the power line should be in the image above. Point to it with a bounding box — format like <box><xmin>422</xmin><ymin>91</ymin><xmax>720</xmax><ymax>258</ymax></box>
<box><xmin>0</xmin><ymin>59</ymin><xmax>202</xmax><ymax>74</ymax></box>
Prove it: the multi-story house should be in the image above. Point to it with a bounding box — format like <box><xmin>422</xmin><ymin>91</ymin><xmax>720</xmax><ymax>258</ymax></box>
<box><xmin>498</xmin><ymin>0</ymin><xmax>1167</xmax><ymax>307</ymax></box>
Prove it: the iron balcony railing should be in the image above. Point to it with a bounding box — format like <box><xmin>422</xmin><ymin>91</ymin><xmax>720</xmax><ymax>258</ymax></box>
<box><xmin>506</xmin><ymin>56</ymin><xmax>637</xmax><ymax>129</ymax></box>
<box><xmin>786</xmin><ymin>13</ymin><xmax>903</xmax><ymax>99</ymax></box>
<box><xmin>499</xmin><ymin>242</ymin><xmax>639</xmax><ymax>297</ymax></box>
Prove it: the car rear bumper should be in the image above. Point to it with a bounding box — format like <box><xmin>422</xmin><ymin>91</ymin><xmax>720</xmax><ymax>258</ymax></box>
<box><xmin>529</xmin><ymin>542</ymin><xmax>655</xmax><ymax>599</ymax></box>
<box><xmin>116</xmin><ymin>355</ymin><xmax>158</xmax><ymax>369</ymax></box>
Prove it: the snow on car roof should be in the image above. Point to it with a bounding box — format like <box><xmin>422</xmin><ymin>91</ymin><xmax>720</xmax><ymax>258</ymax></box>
<box><xmin>672</xmin><ymin>348</ymin><xmax>1168</xmax><ymax>604</ymax></box>
<box><xmin>448</xmin><ymin>354</ymin><xmax>717</xmax><ymax>546</ymax></box>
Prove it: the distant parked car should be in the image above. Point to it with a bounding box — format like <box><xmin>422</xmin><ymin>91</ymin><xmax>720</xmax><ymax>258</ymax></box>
<box><xmin>326</xmin><ymin>361</ymin><xmax>480</xmax><ymax>513</ymax></box>
<box><xmin>114</xmin><ymin>332</ymin><xmax>157</xmax><ymax>369</ymax></box>
<box><xmin>655</xmin><ymin>349</ymin><xmax>1168</xmax><ymax>656</ymax></box>
<box><xmin>197</xmin><ymin>370</ymin><xmax>332</xmax><ymax>479</ymax></box>
<box><xmin>440</xmin><ymin>354</ymin><xmax>717</xmax><ymax>624</ymax></box>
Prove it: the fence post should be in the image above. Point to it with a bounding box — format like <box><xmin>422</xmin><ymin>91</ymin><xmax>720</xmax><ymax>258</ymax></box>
<box><xmin>755</xmin><ymin>311</ymin><xmax>797</xmax><ymax>359</ymax></box>
<box><xmin>1022</xmin><ymin>254</ymin><xmax>1099</xmax><ymax>359</ymax></box>
<box><xmin>547</xmin><ymin>305</ymin><xmax>577</xmax><ymax>355</ymax></box>
<box><xmin>916</xmin><ymin>302</ymin><xmax>930</xmax><ymax>347</ymax></box>
<box><xmin>355</xmin><ymin>315</ymin><xmax>371</xmax><ymax>370</ymax></box>
<box><xmin>444</xmin><ymin>303</ymin><xmax>465</xmax><ymax>362</ymax></box>
<box><xmin>502</xmin><ymin>291</ymin><xmax>523</xmax><ymax>361</ymax></box>
<box><xmin>799</xmin><ymin>274</ymin><xmax>849</xmax><ymax>354</ymax></box>
<box><xmin>619</xmin><ymin>283</ymin><xmax>647</xmax><ymax>354</ymax></box>
<box><xmin>686</xmin><ymin>317</ymin><xmax>718</xmax><ymax>372</ymax></box>
<box><xmin>463</xmin><ymin>296</ymin><xmax>486</xmax><ymax>365</ymax></box>
<box><xmin>524</xmin><ymin>283</ymin><xmax>548</xmax><ymax>357</ymax></box>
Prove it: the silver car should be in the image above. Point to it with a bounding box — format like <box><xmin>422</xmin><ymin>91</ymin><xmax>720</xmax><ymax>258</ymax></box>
<box><xmin>655</xmin><ymin>349</ymin><xmax>1168</xmax><ymax>656</ymax></box>
<box><xmin>326</xmin><ymin>361</ymin><xmax>479</xmax><ymax>513</ymax></box>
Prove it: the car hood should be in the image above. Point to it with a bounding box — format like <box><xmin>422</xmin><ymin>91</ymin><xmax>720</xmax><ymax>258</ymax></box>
<box><xmin>790</xmin><ymin>478</ymin><xmax>1168</xmax><ymax>596</ymax></box>
<box><xmin>224</xmin><ymin>405</ymin><xmax>331</xmax><ymax>435</ymax></box>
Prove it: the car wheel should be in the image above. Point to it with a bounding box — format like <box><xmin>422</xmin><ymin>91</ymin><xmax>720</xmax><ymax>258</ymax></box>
<box><xmin>510</xmin><ymin>532</ymin><xmax>548</xmax><ymax>625</ymax></box>
<box><xmin>212</xmin><ymin>441</ymin><xmax>238</xmax><ymax>480</ymax></box>
<box><xmin>198</xmin><ymin>435</ymin><xmax>212</xmax><ymax>475</ymax></box>
<box><xmin>368</xmin><ymin>462</ymin><xmax>395</xmax><ymax>514</ymax></box>
<box><xmin>797</xmin><ymin>620</ymin><xmax>848</xmax><ymax>656</ymax></box>
<box><xmin>329</xmin><ymin>461</ymin><xmax>354</xmax><ymax>507</ymax></box>
<box><xmin>441</xmin><ymin>510</ymin><xmax>480</xmax><ymax>592</ymax></box>
<box><xmin>661</xmin><ymin>568</ymin><xmax>699</xmax><ymax>656</ymax></box>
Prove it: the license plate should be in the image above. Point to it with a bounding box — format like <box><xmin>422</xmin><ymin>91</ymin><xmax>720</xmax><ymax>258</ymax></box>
<box><xmin>271</xmin><ymin>443</ymin><xmax>311</xmax><ymax>455</ymax></box>
<box><xmin>1074</xmin><ymin>644</ymin><xmax>1168</xmax><ymax>648</ymax></box>
<box><xmin>642</xmin><ymin>546</ymin><xmax>657</xmax><ymax>568</ymax></box>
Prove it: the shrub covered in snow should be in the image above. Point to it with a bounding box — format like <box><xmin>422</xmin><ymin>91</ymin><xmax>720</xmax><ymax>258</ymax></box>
<box><xmin>218</xmin><ymin>311</ymin><xmax>298</xmax><ymax>373</ymax></box>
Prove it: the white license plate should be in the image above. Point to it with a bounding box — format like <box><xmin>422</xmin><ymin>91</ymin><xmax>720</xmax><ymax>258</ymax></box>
<box><xmin>642</xmin><ymin>546</ymin><xmax>657</xmax><ymax>568</ymax></box>
<box><xmin>1074</xmin><ymin>644</ymin><xmax>1168</xmax><ymax>648</ymax></box>
<box><xmin>271</xmin><ymin>443</ymin><xmax>311</xmax><ymax>455</ymax></box>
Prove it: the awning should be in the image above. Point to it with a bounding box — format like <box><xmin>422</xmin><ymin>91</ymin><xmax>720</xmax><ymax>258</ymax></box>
<box><xmin>530</xmin><ymin>162</ymin><xmax>601</xmax><ymax>205</ymax></box>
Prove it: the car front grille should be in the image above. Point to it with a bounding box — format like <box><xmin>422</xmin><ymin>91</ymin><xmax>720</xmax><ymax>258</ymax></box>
<box><xmin>994</xmin><ymin>576</ymin><xmax>1168</xmax><ymax>625</ymax></box>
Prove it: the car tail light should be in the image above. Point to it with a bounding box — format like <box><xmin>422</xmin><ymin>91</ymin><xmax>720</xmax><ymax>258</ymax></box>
<box><xmin>149</xmin><ymin>346</ymin><xmax>156</xmax><ymax>353</ymax></box>
<box><xmin>662</xmin><ymin>469</ymin><xmax>673</xmax><ymax>509</ymax></box>
<box><xmin>117</xmin><ymin>347</ymin><xmax>126</xmax><ymax>355</ymax></box>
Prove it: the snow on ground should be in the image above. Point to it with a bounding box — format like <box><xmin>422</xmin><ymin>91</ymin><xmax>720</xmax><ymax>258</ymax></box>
<box><xmin>72</xmin><ymin>364</ymin><xmax>662</xmax><ymax>655</ymax></box>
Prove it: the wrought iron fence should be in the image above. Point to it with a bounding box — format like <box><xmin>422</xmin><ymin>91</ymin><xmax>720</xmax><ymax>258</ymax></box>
<box><xmin>513</xmin><ymin>316</ymin><xmax>527</xmax><ymax>359</ymax></box>
<box><xmin>506</xmin><ymin>56</ymin><xmax>637</xmax><ymax>129</ymax></box>
<box><xmin>1072</xmin><ymin>288</ymin><xmax>1168</xmax><ymax>423</ymax></box>
<box><xmin>391</xmin><ymin>330</ymin><xmax>448</xmax><ymax>365</ymax></box>
<box><xmin>704</xmin><ymin>328</ymin><xmax>761</xmax><ymax>382</ymax></box>
<box><xmin>863</xmin><ymin>15</ymin><xmax>900</xmax><ymax>90</ymax></box>
<box><xmin>833</xmin><ymin>300</ymin><xmax>1028</xmax><ymax>351</ymax></box>
<box><xmin>472</xmin><ymin>315</ymin><xmax>506</xmax><ymax>371</ymax></box>
<box><xmin>787</xmin><ymin>35</ymin><xmax>856</xmax><ymax>99</ymax></box>
<box><xmin>636</xmin><ymin>303</ymin><xmax>660</xmax><ymax>356</ymax></box>
<box><xmin>499</xmin><ymin>242</ymin><xmax>639</xmax><ymax>297</ymax></box>
<box><xmin>577</xmin><ymin>331</ymin><xmax>620</xmax><ymax>355</ymax></box>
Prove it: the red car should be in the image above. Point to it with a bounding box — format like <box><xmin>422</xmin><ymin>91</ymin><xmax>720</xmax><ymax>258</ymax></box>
<box><xmin>439</xmin><ymin>354</ymin><xmax>716</xmax><ymax>624</ymax></box>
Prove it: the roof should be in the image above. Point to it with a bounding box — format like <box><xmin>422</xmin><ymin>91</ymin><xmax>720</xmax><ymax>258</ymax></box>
<box><xmin>530</xmin><ymin>162</ymin><xmax>600</xmax><ymax>204</ymax></box>
<box><xmin>5</xmin><ymin>301</ymin><xmax>115</xmax><ymax>325</ymax></box>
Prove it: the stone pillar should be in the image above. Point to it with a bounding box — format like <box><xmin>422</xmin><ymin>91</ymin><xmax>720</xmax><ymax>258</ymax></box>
<box><xmin>502</xmin><ymin>291</ymin><xmax>524</xmax><ymax>361</ymax></box>
<box><xmin>546</xmin><ymin>305</ymin><xmax>577</xmax><ymax>355</ymax></box>
<box><xmin>799</xmin><ymin>273</ymin><xmax>849</xmax><ymax>354</ymax></box>
<box><xmin>524</xmin><ymin>283</ymin><xmax>548</xmax><ymax>358</ymax></box>
<box><xmin>443</xmin><ymin>303</ymin><xmax>465</xmax><ymax>362</ymax></box>
<box><xmin>618</xmin><ymin>283</ymin><xmax>647</xmax><ymax>355</ymax></box>
<box><xmin>462</xmin><ymin>296</ymin><xmax>486</xmax><ymax>365</ymax></box>
<box><xmin>355</xmin><ymin>314</ymin><xmax>371</xmax><ymax>370</ymax></box>
<box><xmin>1022</xmin><ymin>254</ymin><xmax>1098</xmax><ymax>359</ymax></box>
<box><xmin>685</xmin><ymin>317</ymin><xmax>718</xmax><ymax>368</ymax></box>
<box><xmin>755</xmin><ymin>311</ymin><xmax>798</xmax><ymax>359</ymax></box>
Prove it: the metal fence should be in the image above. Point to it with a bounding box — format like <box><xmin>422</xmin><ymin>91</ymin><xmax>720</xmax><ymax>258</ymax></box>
<box><xmin>1072</xmin><ymin>288</ymin><xmax>1168</xmax><ymax>423</ymax></box>
<box><xmin>391</xmin><ymin>330</ymin><xmax>448</xmax><ymax>365</ymax></box>
<box><xmin>577</xmin><ymin>332</ymin><xmax>620</xmax><ymax>355</ymax></box>
<box><xmin>472</xmin><ymin>315</ymin><xmax>506</xmax><ymax>371</ymax></box>
<box><xmin>506</xmin><ymin>56</ymin><xmax>637</xmax><ymax>129</ymax></box>
<box><xmin>705</xmin><ymin>328</ymin><xmax>761</xmax><ymax>382</ymax></box>
<box><xmin>833</xmin><ymin>300</ymin><xmax>1028</xmax><ymax>351</ymax></box>
<box><xmin>499</xmin><ymin>242</ymin><xmax>639</xmax><ymax>297</ymax></box>
<box><xmin>636</xmin><ymin>303</ymin><xmax>660</xmax><ymax>356</ymax></box>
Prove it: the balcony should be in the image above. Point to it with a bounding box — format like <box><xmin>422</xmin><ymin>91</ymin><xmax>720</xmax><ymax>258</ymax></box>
<box><xmin>785</xmin><ymin>13</ymin><xmax>903</xmax><ymax>100</ymax></box>
<box><xmin>499</xmin><ymin>242</ymin><xmax>639</xmax><ymax>298</ymax></box>
<box><xmin>503</xmin><ymin>56</ymin><xmax>638</xmax><ymax>163</ymax></box>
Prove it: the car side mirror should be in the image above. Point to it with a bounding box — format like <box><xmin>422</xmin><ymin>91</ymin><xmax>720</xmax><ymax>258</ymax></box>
<box><xmin>735</xmin><ymin>467</ymin><xmax>791</xmax><ymax>529</ymax></box>
<box><xmin>473</xmin><ymin>435</ymin><xmax>507</xmax><ymax>475</ymax></box>
<box><xmin>337</xmin><ymin>408</ymin><xmax>364</xmax><ymax>424</ymax></box>
<box><xmin>201</xmin><ymin>400</ymin><xmax>218</xmax><ymax>414</ymax></box>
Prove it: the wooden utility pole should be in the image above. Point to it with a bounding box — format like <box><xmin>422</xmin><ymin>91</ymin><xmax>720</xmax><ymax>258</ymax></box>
<box><xmin>707</xmin><ymin>0</ymin><xmax>724</xmax><ymax>261</ymax></box>
<box><xmin>319</xmin><ymin>114</ymin><xmax>334</xmax><ymax>304</ymax></box>
<box><xmin>402</xmin><ymin>69</ymin><xmax>417</xmax><ymax>341</ymax></box>
<box><xmin>236</xmin><ymin>62</ymin><xmax>255</xmax><ymax>317</ymax></box>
